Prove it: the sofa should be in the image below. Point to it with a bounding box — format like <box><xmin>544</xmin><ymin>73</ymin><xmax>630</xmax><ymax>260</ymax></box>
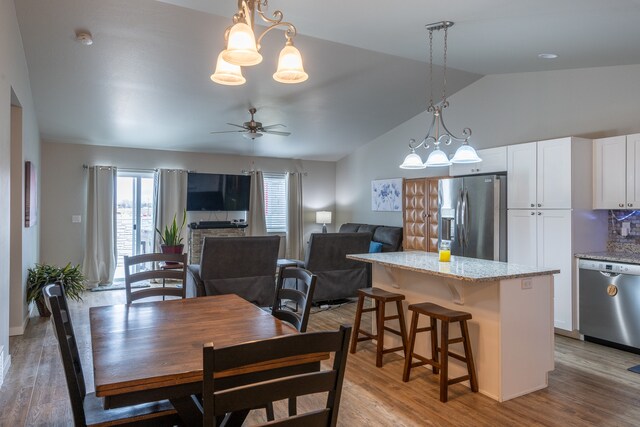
<box><xmin>338</xmin><ymin>223</ymin><xmax>404</xmax><ymax>252</ymax></box>
<box><xmin>185</xmin><ymin>235</ymin><xmax>280</xmax><ymax>306</ymax></box>
<box><xmin>292</xmin><ymin>232</ymin><xmax>372</xmax><ymax>302</ymax></box>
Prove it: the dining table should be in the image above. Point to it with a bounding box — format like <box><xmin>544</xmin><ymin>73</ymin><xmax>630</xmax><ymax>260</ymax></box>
<box><xmin>90</xmin><ymin>294</ymin><xmax>327</xmax><ymax>425</ymax></box>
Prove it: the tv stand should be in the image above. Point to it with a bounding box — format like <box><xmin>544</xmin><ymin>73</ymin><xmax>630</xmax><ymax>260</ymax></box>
<box><xmin>187</xmin><ymin>224</ymin><xmax>247</xmax><ymax>264</ymax></box>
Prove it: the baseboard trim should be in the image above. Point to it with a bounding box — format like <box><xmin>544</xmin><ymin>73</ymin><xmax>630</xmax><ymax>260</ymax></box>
<box><xmin>9</xmin><ymin>315</ymin><xmax>30</xmax><ymax>337</ymax></box>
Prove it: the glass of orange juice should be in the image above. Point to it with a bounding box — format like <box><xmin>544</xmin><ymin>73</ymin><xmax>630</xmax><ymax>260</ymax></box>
<box><xmin>439</xmin><ymin>240</ymin><xmax>451</xmax><ymax>262</ymax></box>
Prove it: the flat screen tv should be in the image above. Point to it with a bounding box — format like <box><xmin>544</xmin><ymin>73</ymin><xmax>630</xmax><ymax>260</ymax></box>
<box><xmin>187</xmin><ymin>173</ymin><xmax>251</xmax><ymax>211</ymax></box>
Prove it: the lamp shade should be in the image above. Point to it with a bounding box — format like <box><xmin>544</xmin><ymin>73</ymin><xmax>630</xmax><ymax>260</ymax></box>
<box><xmin>316</xmin><ymin>211</ymin><xmax>332</xmax><ymax>225</ymax></box>
<box><xmin>451</xmin><ymin>143</ymin><xmax>482</xmax><ymax>164</ymax></box>
<box><xmin>211</xmin><ymin>52</ymin><xmax>246</xmax><ymax>85</ymax></box>
<box><xmin>399</xmin><ymin>151</ymin><xmax>426</xmax><ymax>169</ymax></box>
<box><xmin>424</xmin><ymin>147</ymin><xmax>452</xmax><ymax>167</ymax></box>
<box><xmin>222</xmin><ymin>22</ymin><xmax>263</xmax><ymax>66</ymax></box>
<box><xmin>273</xmin><ymin>43</ymin><xmax>308</xmax><ymax>84</ymax></box>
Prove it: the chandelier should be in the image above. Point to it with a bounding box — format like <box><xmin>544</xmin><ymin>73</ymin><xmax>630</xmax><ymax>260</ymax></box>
<box><xmin>211</xmin><ymin>0</ymin><xmax>308</xmax><ymax>86</ymax></box>
<box><xmin>400</xmin><ymin>21</ymin><xmax>481</xmax><ymax>169</ymax></box>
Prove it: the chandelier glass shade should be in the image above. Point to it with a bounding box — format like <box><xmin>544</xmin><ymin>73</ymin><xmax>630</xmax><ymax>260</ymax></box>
<box><xmin>212</xmin><ymin>0</ymin><xmax>308</xmax><ymax>85</ymax></box>
<box><xmin>400</xmin><ymin>21</ymin><xmax>481</xmax><ymax>169</ymax></box>
<box><xmin>211</xmin><ymin>52</ymin><xmax>246</xmax><ymax>85</ymax></box>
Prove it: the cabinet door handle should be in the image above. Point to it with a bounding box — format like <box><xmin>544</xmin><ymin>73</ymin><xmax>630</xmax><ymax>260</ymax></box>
<box><xmin>530</xmin><ymin>203</ymin><xmax>535</xmax><ymax>208</ymax></box>
<box><xmin>537</xmin><ymin>203</ymin><xmax>542</xmax><ymax>207</ymax></box>
<box><xmin>538</xmin><ymin>212</ymin><xmax>542</xmax><ymax>216</ymax></box>
<box><xmin>530</xmin><ymin>212</ymin><xmax>535</xmax><ymax>216</ymax></box>
<box><xmin>619</xmin><ymin>203</ymin><xmax>624</xmax><ymax>207</ymax></box>
<box><xmin>628</xmin><ymin>203</ymin><xmax>634</xmax><ymax>207</ymax></box>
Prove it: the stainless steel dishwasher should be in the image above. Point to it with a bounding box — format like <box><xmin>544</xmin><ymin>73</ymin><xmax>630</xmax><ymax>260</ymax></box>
<box><xmin>579</xmin><ymin>259</ymin><xmax>640</xmax><ymax>350</ymax></box>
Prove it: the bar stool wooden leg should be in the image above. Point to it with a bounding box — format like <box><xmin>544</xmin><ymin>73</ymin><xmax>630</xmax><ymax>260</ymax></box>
<box><xmin>439</xmin><ymin>320</ymin><xmax>449</xmax><ymax>403</ymax></box>
<box><xmin>395</xmin><ymin>300</ymin><xmax>408</xmax><ymax>358</ymax></box>
<box><xmin>460</xmin><ymin>320</ymin><xmax>478</xmax><ymax>392</ymax></box>
<box><xmin>402</xmin><ymin>310</ymin><xmax>419</xmax><ymax>382</ymax></box>
<box><xmin>350</xmin><ymin>294</ymin><xmax>365</xmax><ymax>354</ymax></box>
<box><xmin>376</xmin><ymin>300</ymin><xmax>385</xmax><ymax>368</ymax></box>
<box><xmin>430</xmin><ymin>317</ymin><xmax>439</xmax><ymax>374</ymax></box>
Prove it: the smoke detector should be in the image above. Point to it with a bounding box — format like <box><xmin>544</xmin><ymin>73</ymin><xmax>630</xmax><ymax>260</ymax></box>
<box><xmin>75</xmin><ymin>31</ymin><xmax>93</xmax><ymax>46</ymax></box>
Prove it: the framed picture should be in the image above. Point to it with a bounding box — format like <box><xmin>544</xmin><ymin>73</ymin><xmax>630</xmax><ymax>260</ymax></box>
<box><xmin>371</xmin><ymin>178</ymin><xmax>402</xmax><ymax>212</ymax></box>
<box><xmin>25</xmin><ymin>161</ymin><xmax>37</xmax><ymax>227</ymax></box>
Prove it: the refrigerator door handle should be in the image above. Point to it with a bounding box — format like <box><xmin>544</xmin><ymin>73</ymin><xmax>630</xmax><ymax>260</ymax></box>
<box><xmin>463</xmin><ymin>189</ymin><xmax>470</xmax><ymax>247</ymax></box>
<box><xmin>456</xmin><ymin>188</ymin><xmax>464</xmax><ymax>247</ymax></box>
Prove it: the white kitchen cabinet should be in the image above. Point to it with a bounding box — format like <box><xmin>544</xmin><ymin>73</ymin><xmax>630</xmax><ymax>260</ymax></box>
<box><xmin>449</xmin><ymin>146</ymin><xmax>507</xmax><ymax>176</ymax></box>
<box><xmin>508</xmin><ymin>136</ymin><xmax>604</xmax><ymax>333</ymax></box>
<box><xmin>593</xmin><ymin>135</ymin><xmax>627</xmax><ymax>209</ymax></box>
<box><xmin>507</xmin><ymin>142</ymin><xmax>537</xmax><ymax>209</ymax></box>
<box><xmin>592</xmin><ymin>133</ymin><xmax>640</xmax><ymax>209</ymax></box>
<box><xmin>508</xmin><ymin>138</ymin><xmax>578</xmax><ymax>209</ymax></box>
<box><xmin>508</xmin><ymin>209</ymin><xmax>574</xmax><ymax>331</ymax></box>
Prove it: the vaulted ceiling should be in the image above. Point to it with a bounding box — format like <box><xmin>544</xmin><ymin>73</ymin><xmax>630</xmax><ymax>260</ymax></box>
<box><xmin>15</xmin><ymin>0</ymin><xmax>640</xmax><ymax>160</ymax></box>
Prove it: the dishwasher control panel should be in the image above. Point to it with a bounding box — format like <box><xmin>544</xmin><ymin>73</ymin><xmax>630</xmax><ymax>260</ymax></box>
<box><xmin>578</xmin><ymin>259</ymin><xmax>640</xmax><ymax>275</ymax></box>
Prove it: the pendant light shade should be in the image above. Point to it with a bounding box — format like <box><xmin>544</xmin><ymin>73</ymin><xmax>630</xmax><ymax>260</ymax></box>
<box><xmin>273</xmin><ymin>42</ymin><xmax>308</xmax><ymax>84</ymax></box>
<box><xmin>450</xmin><ymin>143</ymin><xmax>482</xmax><ymax>164</ymax></box>
<box><xmin>222</xmin><ymin>22</ymin><xmax>263</xmax><ymax>66</ymax></box>
<box><xmin>424</xmin><ymin>147</ymin><xmax>452</xmax><ymax>167</ymax></box>
<box><xmin>211</xmin><ymin>52</ymin><xmax>246</xmax><ymax>86</ymax></box>
<box><xmin>399</xmin><ymin>150</ymin><xmax>426</xmax><ymax>169</ymax></box>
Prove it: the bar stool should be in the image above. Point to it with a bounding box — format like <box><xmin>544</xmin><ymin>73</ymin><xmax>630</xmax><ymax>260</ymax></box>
<box><xmin>402</xmin><ymin>302</ymin><xmax>478</xmax><ymax>403</ymax></box>
<box><xmin>350</xmin><ymin>287</ymin><xmax>408</xmax><ymax>367</ymax></box>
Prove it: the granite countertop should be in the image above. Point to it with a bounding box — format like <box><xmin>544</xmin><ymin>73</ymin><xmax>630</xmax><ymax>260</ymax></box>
<box><xmin>347</xmin><ymin>251</ymin><xmax>560</xmax><ymax>283</ymax></box>
<box><xmin>575</xmin><ymin>251</ymin><xmax>640</xmax><ymax>265</ymax></box>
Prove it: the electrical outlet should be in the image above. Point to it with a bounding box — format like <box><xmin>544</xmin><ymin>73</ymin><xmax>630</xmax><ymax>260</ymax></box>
<box><xmin>72</xmin><ymin>215</ymin><xmax>82</xmax><ymax>223</ymax></box>
<box><xmin>521</xmin><ymin>279</ymin><xmax>533</xmax><ymax>290</ymax></box>
<box><xmin>622</xmin><ymin>221</ymin><xmax>631</xmax><ymax>237</ymax></box>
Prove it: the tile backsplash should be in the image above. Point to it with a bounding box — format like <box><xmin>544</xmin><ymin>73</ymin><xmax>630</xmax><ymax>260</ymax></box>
<box><xmin>608</xmin><ymin>210</ymin><xmax>640</xmax><ymax>252</ymax></box>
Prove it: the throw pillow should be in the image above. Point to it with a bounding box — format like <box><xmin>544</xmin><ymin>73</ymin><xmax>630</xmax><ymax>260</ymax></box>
<box><xmin>369</xmin><ymin>241</ymin><xmax>383</xmax><ymax>253</ymax></box>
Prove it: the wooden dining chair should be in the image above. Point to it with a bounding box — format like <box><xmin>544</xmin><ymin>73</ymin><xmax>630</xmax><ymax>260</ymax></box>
<box><xmin>264</xmin><ymin>266</ymin><xmax>318</xmax><ymax>420</ymax></box>
<box><xmin>202</xmin><ymin>325</ymin><xmax>351</xmax><ymax>427</ymax></box>
<box><xmin>43</xmin><ymin>283</ymin><xmax>180</xmax><ymax>427</ymax></box>
<box><xmin>271</xmin><ymin>266</ymin><xmax>317</xmax><ymax>333</ymax></box>
<box><xmin>124</xmin><ymin>252</ymin><xmax>187</xmax><ymax>304</ymax></box>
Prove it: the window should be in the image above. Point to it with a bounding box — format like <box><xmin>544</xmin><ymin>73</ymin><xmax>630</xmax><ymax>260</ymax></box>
<box><xmin>263</xmin><ymin>172</ymin><xmax>287</xmax><ymax>233</ymax></box>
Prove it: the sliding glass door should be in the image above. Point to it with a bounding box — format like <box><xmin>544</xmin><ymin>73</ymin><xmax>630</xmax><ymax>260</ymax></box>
<box><xmin>114</xmin><ymin>171</ymin><xmax>155</xmax><ymax>280</ymax></box>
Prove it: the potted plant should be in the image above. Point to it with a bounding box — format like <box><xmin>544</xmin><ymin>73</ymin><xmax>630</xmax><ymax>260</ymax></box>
<box><xmin>156</xmin><ymin>209</ymin><xmax>187</xmax><ymax>256</ymax></box>
<box><xmin>27</xmin><ymin>263</ymin><xmax>86</xmax><ymax>317</ymax></box>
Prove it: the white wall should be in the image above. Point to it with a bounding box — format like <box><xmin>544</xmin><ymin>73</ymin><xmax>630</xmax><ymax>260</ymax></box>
<box><xmin>336</xmin><ymin>63</ymin><xmax>640</xmax><ymax>226</ymax></box>
<box><xmin>40</xmin><ymin>141</ymin><xmax>336</xmax><ymax>267</ymax></box>
<box><xmin>0</xmin><ymin>0</ymin><xmax>41</xmax><ymax>376</ymax></box>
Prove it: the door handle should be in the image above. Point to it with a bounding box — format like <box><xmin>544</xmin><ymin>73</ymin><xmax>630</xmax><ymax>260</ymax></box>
<box><xmin>463</xmin><ymin>189</ymin><xmax>470</xmax><ymax>246</ymax></box>
<box><xmin>456</xmin><ymin>188</ymin><xmax>464</xmax><ymax>246</ymax></box>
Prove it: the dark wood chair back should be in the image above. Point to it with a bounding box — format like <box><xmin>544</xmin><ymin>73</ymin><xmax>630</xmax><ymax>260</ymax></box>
<box><xmin>202</xmin><ymin>325</ymin><xmax>352</xmax><ymax>427</ymax></box>
<box><xmin>43</xmin><ymin>283</ymin><xmax>87</xmax><ymax>426</ymax></box>
<box><xmin>124</xmin><ymin>253</ymin><xmax>187</xmax><ymax>304</ymax></box>
<box><xmin>272</xmin><ymin>266</ymin><xmax>317</xmax><ymax>332</ymax></box>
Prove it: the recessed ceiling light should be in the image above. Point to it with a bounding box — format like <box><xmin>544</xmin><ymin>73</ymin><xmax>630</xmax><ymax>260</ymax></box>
<box><xmin>538</xmin><ymin>53</ymin><xmax>558</xmax><ymax>59</ymax></box>
<box><xmin>75</xmin><ymin>31</ymin><xmax>93</xmax><ymax>46</ymax></box>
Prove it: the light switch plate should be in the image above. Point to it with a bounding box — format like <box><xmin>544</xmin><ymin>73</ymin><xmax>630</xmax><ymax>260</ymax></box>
<box><xmin>72</xmin><ymin>215</ymin><xmax>82</xmax><ymax>223</ymax></box>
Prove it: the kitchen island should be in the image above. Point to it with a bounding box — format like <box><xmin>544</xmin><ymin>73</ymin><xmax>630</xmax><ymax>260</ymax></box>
<box><xmin>347</xmin><ymin>251</ymin><xmax>560</xmax><ymax>402</ymax></box>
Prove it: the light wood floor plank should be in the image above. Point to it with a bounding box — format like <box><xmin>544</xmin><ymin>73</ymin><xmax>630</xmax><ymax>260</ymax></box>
<box><xmin>1</xmin><ymin>290</ymin><xmax>640</xmax><ymax>426</ymax></box>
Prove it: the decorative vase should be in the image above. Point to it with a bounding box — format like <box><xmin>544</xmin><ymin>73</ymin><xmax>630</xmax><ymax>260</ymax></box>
<box><xmin>35</xmin><ymin>297</ymin><xmax>51</xmax><ymax>317</ymax></box>
<box><xmin>160</xmin><ymin>244</ymin><xmax>184</xmax><ymax>264</ymax></box>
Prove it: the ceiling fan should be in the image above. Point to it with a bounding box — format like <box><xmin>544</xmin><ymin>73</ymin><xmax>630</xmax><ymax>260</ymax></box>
<box><xmin>210</xmin><ymin>108</ymin><xmax>291</xmax><ymax>140</ymax></box>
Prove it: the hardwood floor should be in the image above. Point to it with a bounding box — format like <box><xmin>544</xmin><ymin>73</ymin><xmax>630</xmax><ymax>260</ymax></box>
<box><xmin>2</xmin><ymin>290</ymin><xmax>640</xmax><ymax>426</ymax></box>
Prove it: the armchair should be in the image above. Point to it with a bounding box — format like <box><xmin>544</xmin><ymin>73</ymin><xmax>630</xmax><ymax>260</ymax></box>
<box><xmin>186</xmin><ymin>236</ymin><xmax>280</xmax><ymax>306</ymax></box>
<box><xmin>297</xmin><ymin>232</ymin><xmax>371</xmax><ymax>302</ymax></box>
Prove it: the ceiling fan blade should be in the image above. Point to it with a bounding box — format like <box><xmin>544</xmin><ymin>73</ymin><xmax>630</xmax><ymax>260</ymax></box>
<box><xmin>261</xmin><ymin>123</ymin><xmax>287</xmax><ymax>129</ymax></box>
<box><xmin>209</xmin><ymin>130</ymin><xmax>245</xmax><ymax>134</ymax></box>
<box><xmin>263</xmin><ymin>130</ymin><xmax>291</xmax><ymax>136</ymax></box>
<box><xmin>226</xmin><ymin>123</ymin><xmax>247</xmax><ymax>129</ymax></box>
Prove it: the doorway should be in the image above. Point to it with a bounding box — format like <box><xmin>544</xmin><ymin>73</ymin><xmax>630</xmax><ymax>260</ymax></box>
<box><xmin>114</xmin><ymin>171</ymin><xmax>155</xmax><ymax>280</ymax></box>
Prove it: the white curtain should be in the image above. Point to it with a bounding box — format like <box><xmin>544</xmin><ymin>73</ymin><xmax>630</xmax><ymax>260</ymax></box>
<box><xmin>247</xmin><ymin>171</ymin><xmax>267</xmax><ymax>236</ymax></box>
<box><xmin>154</xmin><ymin>169</ymin><xmax>188</xmax><ymax>251</ymax></box>
<box><xmin>82</xmin><ymin>166</ymin><xmax>117</xmax><ymax>288</ymax></box>
<box><xmin>286</xmin><ymin>172</ymin><xmax>304</xmax><ymax>259</ymax></box>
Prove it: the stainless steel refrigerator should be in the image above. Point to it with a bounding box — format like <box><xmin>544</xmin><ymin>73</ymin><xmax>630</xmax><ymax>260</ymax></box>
<box><xmin>438</xmin><ymin>174</ymin><xmax>507</xmax><ymax>261</ymax></box>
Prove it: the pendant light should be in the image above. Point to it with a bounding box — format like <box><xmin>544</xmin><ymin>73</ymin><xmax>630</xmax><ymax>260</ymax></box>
<box><xmin>212</xmin><ymin>0</ymin><xmax>308</xmax><ymax>85</ymax></box>
<box><xmin>400</xmin><ymin>21</ymin><xmax>481</xmax><ymax>169</ymax></box>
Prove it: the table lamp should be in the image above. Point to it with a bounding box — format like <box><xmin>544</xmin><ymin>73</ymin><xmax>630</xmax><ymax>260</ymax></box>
<box><xmin>316</xmin><ymin>211</ymin><xmax>332</xmax><ymax>233</ymax></box>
